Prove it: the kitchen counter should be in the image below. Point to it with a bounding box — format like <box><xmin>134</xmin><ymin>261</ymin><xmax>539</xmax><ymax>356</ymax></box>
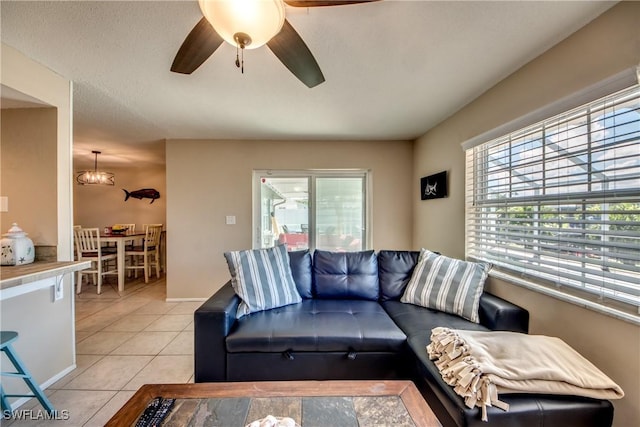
<box><xmin>0</xmin><ymin>260</ymin><xmax>90</xmax><ymax>400</ymax></box>
<box><xmin>0</xmin><ymin>260</ymin><xmax>90</xmax><ymax>300</ymax></box>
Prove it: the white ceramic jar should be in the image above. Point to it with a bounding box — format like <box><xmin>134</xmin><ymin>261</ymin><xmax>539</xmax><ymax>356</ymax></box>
<box><xmin>0</xmin><ymin>223</ymin><xmax>35</xmax><ymax>266</ymax></box>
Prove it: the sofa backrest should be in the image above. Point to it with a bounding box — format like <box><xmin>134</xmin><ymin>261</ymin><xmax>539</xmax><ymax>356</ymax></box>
<box><xmin>312</xmin><ymin>250</ymin><xmax>379</xmax><ymax>300</ymax></box>
<box><xmin>377</xmin><ymin>250</ymin><xmax>421</xmax><ymax>301</ymax></box>
<box><xmin>288</xmin><ymin>249</ymin><xmax>421</xmax><ymax>302</ymax></box>
<box><xmin>288</xmin><ymin>249</ymin><xmax>313</xmax><ymax>298</ymax></box>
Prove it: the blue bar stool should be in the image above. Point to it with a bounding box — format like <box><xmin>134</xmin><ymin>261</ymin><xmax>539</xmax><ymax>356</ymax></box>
<box><xmin>1</xmin><ymin>331</ymin><xmax>55</xmax><ymax>414</ymax></box>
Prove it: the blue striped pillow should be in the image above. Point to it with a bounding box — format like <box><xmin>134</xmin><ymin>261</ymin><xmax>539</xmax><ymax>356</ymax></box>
<box><xmin>225</xmin><ymin>245</ymin><xmax>302</xmax><ymax>318</ymax></box>
<box><xmin>400</xmin><ymin>249</ymin><xmax>489</xmax><ymax>323</ymax></box>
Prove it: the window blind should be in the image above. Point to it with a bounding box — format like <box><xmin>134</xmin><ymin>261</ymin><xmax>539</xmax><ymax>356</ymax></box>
<box><xmin>465</xmin><ymin>85</ymin><xmax>640</xmax><ymax>313</ymax></box>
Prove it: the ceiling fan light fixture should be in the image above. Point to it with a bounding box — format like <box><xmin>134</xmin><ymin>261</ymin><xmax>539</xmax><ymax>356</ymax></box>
<box><xmin>199</xmin><ymin>0</ymin><xmax>286</xmax><ymax>50</ymax></box>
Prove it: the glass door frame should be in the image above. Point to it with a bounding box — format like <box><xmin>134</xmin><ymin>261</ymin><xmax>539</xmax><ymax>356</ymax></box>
<box><xmin>252</xmin><ymin>169</ymin><xmax>372</xmax><ymax>251</ymax></box>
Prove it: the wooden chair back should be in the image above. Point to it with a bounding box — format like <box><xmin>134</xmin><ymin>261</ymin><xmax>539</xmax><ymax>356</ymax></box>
<box><xmin>144</xmin><ymin>225</ymin><xmax>163</xmax><ymax>251</ymax></box>
<box><xmin>74</xmin><ymin>227</ymin><xmax>102</xmax><ymax>255</ymax></box>
<box><xmin>73</xmin><ymin>227</ymin><xmax>117</xmax><ymax>294</ymax></box>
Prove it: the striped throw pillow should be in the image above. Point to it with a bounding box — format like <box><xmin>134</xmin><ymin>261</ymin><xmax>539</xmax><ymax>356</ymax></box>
<box><xmin>225</xmin><ymin>245</ymin><xmax>302</xmax><ymax>318</ymax></box>
<box><xmin>400</xmin><ymin>249</ymin><xmax>489</xmax><ymax>323</ymax></box>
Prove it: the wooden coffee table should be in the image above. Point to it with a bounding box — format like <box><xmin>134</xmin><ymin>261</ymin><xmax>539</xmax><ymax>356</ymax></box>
<box><xmin>106</xmin><ymin>380</ymin><xmax>441</xmax><ymax>426</ymax></box>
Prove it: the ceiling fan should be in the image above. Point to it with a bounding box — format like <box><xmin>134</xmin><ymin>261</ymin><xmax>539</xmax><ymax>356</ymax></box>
<box><xmin>171</xmin><ymin>0</ymin><xmax>379</xmax><ymax>88</ymax></box>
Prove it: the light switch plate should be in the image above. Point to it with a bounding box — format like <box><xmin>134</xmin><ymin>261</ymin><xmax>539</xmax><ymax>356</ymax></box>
<box><xmin>226</xmin><ymin>215</ymin><xmax>236</xmax><ymax>225</ymax></box>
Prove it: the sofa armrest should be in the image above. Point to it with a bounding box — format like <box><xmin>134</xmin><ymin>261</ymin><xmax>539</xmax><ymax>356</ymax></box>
<box><xmin>478</xmin><ymin>292</ymin><xmax>529</xmax><ymax>333</ymax></box>
<box><xmin>194</xmin><ymin>281</ymin><xmax>240</xmax><ymax>382</ymax></box>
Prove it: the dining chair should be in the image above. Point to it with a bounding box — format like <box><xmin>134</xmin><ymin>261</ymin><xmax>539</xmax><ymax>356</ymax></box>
<box><xmin>125</xmin><ymin>224</ymin><xmax>162</xmax><ymax>283</ymax></box>
<box><xmin>142</xmin><ymin>223</ymin><xmax>165</xmax><ymax>273</ymax></box>
<box><xmin>73</xmin><ymin>225</ymin><xmax>82</xmax><ymax>260</ymax></box>
<box><xmin>73</xmin><ymin>227</ymin><xmax>118</xmax><ymax>294</ymax></box>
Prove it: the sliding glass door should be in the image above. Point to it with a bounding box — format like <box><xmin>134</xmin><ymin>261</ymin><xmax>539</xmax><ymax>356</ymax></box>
<box><xmin>254</xmin><ymin>171</ymin><xmax>369</xmax><ymax>252</ymax></box>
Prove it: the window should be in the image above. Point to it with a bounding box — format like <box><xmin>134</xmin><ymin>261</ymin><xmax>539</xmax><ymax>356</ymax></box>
<box><xmin>254</xmin><ymin>170</ymin><xmax>369</xmax><ymax>252</ymax></box>
<box><xmin>465</xmin><ymin>85</ymin><xmax>640</xmax><ymax>320</ymax></box>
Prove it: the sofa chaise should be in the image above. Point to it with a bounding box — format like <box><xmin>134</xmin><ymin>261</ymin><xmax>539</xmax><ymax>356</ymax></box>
<box><xmin>194</xmin><ymin>248</ymin><xmax>614</xmax><ymax>427</ymax></box>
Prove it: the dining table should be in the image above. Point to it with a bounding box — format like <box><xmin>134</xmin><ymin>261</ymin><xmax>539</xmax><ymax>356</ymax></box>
<box><xmin>100</xmin><ymin>231</ymin><xmax>146</xmax><ymax>293</ymax></box>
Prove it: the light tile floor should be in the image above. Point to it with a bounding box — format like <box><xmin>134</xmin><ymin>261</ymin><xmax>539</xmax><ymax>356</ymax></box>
<box><xmin>5</xmin><ymin>276</ymin><xmax>200</xmax><ymax>426</ymax></box>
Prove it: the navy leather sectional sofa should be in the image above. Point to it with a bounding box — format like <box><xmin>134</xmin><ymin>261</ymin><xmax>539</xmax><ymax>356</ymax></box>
<box><xmin>194</xmin><ymin>249</ymin><xmax>614</xmax><ymax>427</ymax></box>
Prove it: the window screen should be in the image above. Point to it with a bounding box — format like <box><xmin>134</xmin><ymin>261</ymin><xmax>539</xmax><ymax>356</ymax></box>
<box><xmin>465</xmin><ymin>85</ymin><xmax>640</xmax><ymax>313</ymax></box>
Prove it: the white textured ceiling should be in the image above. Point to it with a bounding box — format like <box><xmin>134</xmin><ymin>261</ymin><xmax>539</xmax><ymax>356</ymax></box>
<box><xmin>1</xmin><ymin>1</ymin><xmax>614</xmax><ymax>168</ymax></box>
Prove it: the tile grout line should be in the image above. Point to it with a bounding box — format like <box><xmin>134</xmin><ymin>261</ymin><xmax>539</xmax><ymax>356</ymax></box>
<box><xmin>74</xmin><ymin>278</ymin><xmax>183</xmax><ymax>424</ymax></box>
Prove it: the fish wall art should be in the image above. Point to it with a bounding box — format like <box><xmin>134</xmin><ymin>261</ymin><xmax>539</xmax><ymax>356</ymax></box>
<box><xmin>123</xmin><ymin>188</ymin><xmax>160</xmax><ymax>204</ymax></box>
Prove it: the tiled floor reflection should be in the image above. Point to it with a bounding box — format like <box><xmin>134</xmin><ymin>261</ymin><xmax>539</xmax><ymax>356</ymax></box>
<box><xmin>5</xmin><ymin>276</ymin><xmax>198</xmax><ymax>426</ymax></box>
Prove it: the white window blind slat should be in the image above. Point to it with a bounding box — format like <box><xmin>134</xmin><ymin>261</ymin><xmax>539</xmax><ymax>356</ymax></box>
<box><xmin>465</xmin><ymin>85</ymin><xmax>640</xmax><ymax>315</ymax></box>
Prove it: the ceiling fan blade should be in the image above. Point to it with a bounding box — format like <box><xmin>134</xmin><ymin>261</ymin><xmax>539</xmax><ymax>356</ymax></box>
<box><xmin>267</xmin><ymin>19</ymin><xmax>325</xmax><ymax>88</ymax></box>
<box><xmin>171</xmin><ymin>17</ymin><xmax>224</xmax><ymax>74</ymax></box>
<box><xmin>284</xmin><ymin>0</ymin><xmax>379</xmax><ymax>7</ymax></box>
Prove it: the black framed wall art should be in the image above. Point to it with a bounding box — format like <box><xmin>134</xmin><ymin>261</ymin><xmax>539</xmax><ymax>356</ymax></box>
<box><xmin>420</xmin><ymin>171</ymin><xmax>447</xmax><ymax>200</ymax></box>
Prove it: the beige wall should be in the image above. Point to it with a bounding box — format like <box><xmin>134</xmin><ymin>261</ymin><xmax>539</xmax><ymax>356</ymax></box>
<box><xmin>1</xmin><ymin>108</ymin><xmax>58</xmax><ymax>245</ymax></box>
<box><xmin>73</xmin><ymin>164</ymin><xmax>166</xmax><ymax>231</ymax></box>
<box><xmin>1</xmin><ymin>43</ymin><xmax>74</xmax><ymax>261</ymax></box>
<box><xmin>0</xmin><ymin>43</ymin><xmax>76</xmax><ymax>399</ymax></box>
<box><xmin>166</xmin><ymin>139</ymin><xmax>413</xmax><ymax>300</ymax></box>
<box><xmin>413</xmin><ymin>3</ymin><xmax>639</xmax><ymax>426</ymax></box>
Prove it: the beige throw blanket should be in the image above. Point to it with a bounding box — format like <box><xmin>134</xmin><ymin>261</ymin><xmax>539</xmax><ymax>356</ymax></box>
<box><xmin>427</xmin><ymin>327</ymin><xmax>624</xmax><ymax>422</ymax></box>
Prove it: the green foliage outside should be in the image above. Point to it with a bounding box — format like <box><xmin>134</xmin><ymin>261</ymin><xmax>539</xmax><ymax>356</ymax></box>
<box><xmin>492</xmin><ymin>202</ymin><xmax>639</xmax><ymax>265</ymax></box>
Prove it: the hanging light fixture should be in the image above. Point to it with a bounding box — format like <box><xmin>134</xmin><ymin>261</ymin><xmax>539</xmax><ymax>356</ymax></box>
<box><xmin>199</xmin><ymin>0</ymin><xmax>285</xmax><ymax>49</ymax></box>
<box><xmin>199</xmin><ymin>0</ymin><xmax>285</xmax><ymax>73</ymax></box>
<box><xmin>76</xmin><ymin>150</ymin><xmax>115</xmax><ymax>186</ymax></box>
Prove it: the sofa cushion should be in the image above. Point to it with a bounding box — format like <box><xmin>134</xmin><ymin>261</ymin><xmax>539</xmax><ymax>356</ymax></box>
<box><xmin>378</xmin><ymin>250</ymin><xmax>420</xmax><ymax>301</ymax></box>
<box><xmin>226</xmin><ymin>299</ymin><xmax>406</xmax><ymax>353</ymax></box>
<box><xmin>288</xmin><ymin>249</ymin><xmax>313</xmax><ymax>299</ymax></box>
<box><xmin>313</xmin><ymin>250</ymin><xmax>379</xmax><ymax>300</ymax></box>
<box><xmin>224</xmin><ymin>245</ymin><xmax>301</xmax><ymax>318</ymax></box>
<box><xmin>401</xmin><ymin>249</ymin><xmax>489</xmax><ymax>323</ymax></box>
<box><xmin>382</xmin><ymin>300</ymin><xmax>488</xmax><ymax>339</ymax></box>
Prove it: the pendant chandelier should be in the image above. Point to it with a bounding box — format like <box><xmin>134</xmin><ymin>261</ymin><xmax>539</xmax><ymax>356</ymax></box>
<box><xmin>76</xmin><ymin>150</ymin><xmax>115</xmax><ymax>186</ymax></box>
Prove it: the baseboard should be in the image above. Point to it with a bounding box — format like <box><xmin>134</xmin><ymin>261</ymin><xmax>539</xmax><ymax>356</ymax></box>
<box><xmin>43</xmin><ymin>364</ymin><xmax>77</xmax><ymax>389</ymax></box>
<box><xmin>165</xmin><ymin>297</ymin><xmax>208</xmax><ymax>302</ymax></box>
<box><xmin>8</xmin><ymin>364</ymin><xmax>76</xmax><ymax>410</ymax></box>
